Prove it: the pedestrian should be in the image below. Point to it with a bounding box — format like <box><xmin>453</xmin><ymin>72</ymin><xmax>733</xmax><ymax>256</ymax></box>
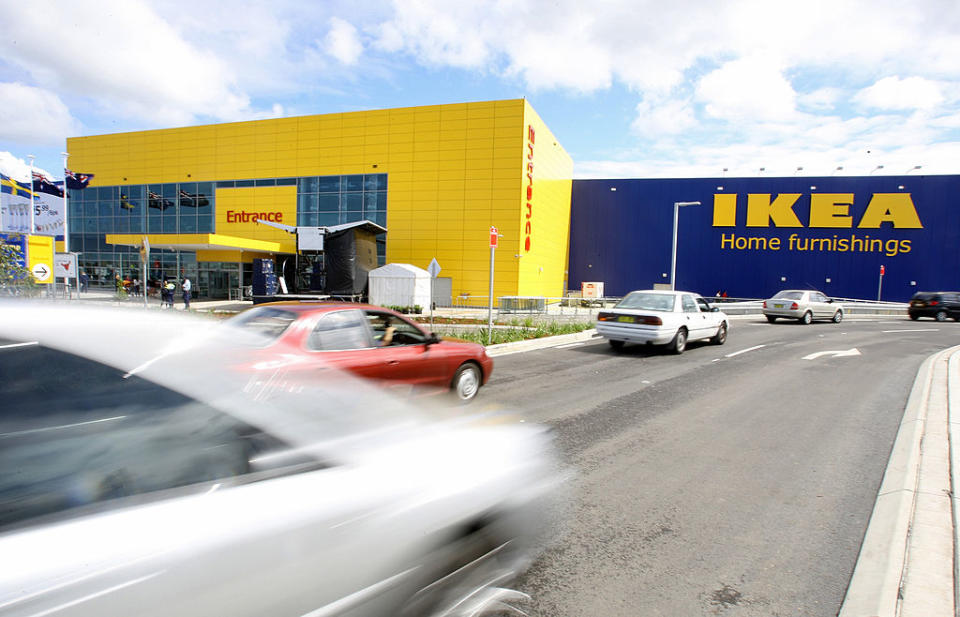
<box><xmin>181</xmin><ymin>276</ymin><xmax>191</xmax><ymax>309</ymax></box>
<box><xmin>79</xmin><ymin>270</ymin><xmax>89</xmax><ymax>293</ymax></box>
<box><xmin>132</xmin><ymin>278</ymin><xmax>141</xmax><ymax>297</ymax></box>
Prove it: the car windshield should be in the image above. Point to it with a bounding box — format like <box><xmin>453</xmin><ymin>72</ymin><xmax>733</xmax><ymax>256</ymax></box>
<box><xmin>229</xmin><ymin>307</ymin><xmax>298</xmax><ymax>340</ymax></box>
<box><xmin>772</xmin><ymin>291</ymin><xmax>804</xmax><ymax>300</ymax></box>
<box><xmin>615</xmin><ymin>292</ymin><xmax>675</xmax><ymax>312</ymax></box>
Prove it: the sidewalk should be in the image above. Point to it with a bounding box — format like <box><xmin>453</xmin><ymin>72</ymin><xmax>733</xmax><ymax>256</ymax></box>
<box><xmin>840</xmin><ymin>345</ymin><xmax>960</xmax><ymax>616</ymax></box>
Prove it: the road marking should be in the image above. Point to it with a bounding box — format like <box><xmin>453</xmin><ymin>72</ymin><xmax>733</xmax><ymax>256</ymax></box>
<box><xmin>724</xmin><ymin>345</ymin><xmax>766</xmax><ymax>358</ymax></box>
<box><xmin>803</xmin><ymin>348</ymin><xmax>861</xmax><ymax>360</ymax></box>
<box><xmin>0</xmin><ymin>341</ymin><xmax>39</xmax><ymax>350</ymax></box>
<box><xmin>556</xmin><ymin>342</ymin><xmax>585</xmax><ymax>349</ymax></box>
<box><xmin>882</xmin><ymin>329</ymin><xmax>939</xmax><ymax>333</ymax></box>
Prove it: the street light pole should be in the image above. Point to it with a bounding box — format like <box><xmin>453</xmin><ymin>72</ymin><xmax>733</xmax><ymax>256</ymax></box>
<box><xmin>670</xmin><ymin>201</ymin><xmax>701</xmax><ymax>290</ymax></box>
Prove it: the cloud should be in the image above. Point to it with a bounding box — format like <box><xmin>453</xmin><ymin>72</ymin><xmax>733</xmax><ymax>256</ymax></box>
<box><xmin>0</xmin><ymin>151</ymin><xmax>57</xmax><ymax>182</ymax></box>
<box><xmin>854</xmin><ymin>76</ymin><xmax>946</xmax><ymax>110</ymax></box>
<box><xmin>631</xmin><ymin>98</ymin><xmax>698</xmax><ymax>137</ymax></box>
<box><xmin>0</xmin><ymin>83</ymin><xmax>78</xmax><ymax>146</ymax></box>
<box><xmin>325</xmin><ymin>17</ymin><xmax>364</xmax><ymax>65</ymax></box>
<box><xmin>696</xmin><ymin>56</ymin><xmax>797</xmax><ymax>122</ymax></box>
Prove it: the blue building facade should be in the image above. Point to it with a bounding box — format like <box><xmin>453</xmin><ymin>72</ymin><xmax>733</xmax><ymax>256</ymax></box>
<box><xmin>568</xmin><ymin>175</ymin><xmax>960</xmax><ymax>302</ymax></box>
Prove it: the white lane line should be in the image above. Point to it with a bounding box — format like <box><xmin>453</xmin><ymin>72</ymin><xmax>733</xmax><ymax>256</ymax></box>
<box><xmin>882</xmin><ymin>329</ymin><xmax>940</xmax><ymax>333</ymax></box>
<box><xmin>724</xmin><ymin>344</ymin><xmax>766</xmax><ymax>358</ymax></box>
<box><xmin>0</xmin><ymin>341</ymin><xmax>39</xmax><ymax>350</ymax></box>
<box><xmin>556</xmin><ymin>342</ymin><xmax>585</xmax><ymax>349</ymax></box>
<box><xmin>803</xmin><ymin>348</ymin><xmax>861</xmax><ymax>360</ymax></box>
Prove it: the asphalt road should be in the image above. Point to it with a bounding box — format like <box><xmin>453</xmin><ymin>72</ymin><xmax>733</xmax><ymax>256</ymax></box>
<box><xmin>481</xmin><ymin>316</ymin><xmax>960</xmax><ymax>617</ymax></box>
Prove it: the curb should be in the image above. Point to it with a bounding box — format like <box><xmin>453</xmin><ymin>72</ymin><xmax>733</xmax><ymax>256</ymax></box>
<box><xmin>839</xmin><ymin>344</ymin><xmax>960</xmax><ymax>617</ymax></box>
<box><xmin>485</xmin><ymin>329</ymin><xmax>600</xmax><ymax>357</ymax></box>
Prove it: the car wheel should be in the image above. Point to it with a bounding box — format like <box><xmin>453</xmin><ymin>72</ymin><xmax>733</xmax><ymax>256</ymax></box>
<box><xmin>832</xmin><ymin>310</ymin><xmax>843</xmax><ymax>323</ymax></box>
<box><xmin>935</xmin><ymin>310</ymin><xmax>948</xmax><ymax>322</ymax></box>
<box><xmin>609</xmin><ymin>339</ymin><xmax>624</xmax><ymax>350</ymax></box>
<box><xmin>670</xmin><ymin>328</ymin><xmax>687</xmax><ymax>354</ymax></box>
<box><xmin>451</xmin><ymin>363</ymin><xmax>481</xmax><ymax>403</ymax></box>
<box><xmin>711</xmin><ymin>322</ymin><xmax>727</xmax><ymax>345</ymax></box>
<box><xmin>799</xmin><ymin>311</ymin><xmax>813</xmax><ymax>325</ymax></box>
<box><xmin>765</xmin><ymin>315</ymin><xmax>777</xmax><ymax>323</ymax></box>
<box><xmin>909</xmin><ymin>314</ymin><xmax>919</xmax><ymax>321</ymax></box>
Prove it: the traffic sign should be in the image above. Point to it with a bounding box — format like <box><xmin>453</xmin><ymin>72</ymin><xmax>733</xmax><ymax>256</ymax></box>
<box><xmin>490</xmin><ymin>226</ymin><xmax>499</xmax><ymax>248</ymax></box>
<box><xmin>54</xmin><ymin>253</ymin><xmax>77</xmax><ymax>279</ymax></box>
<box><xmin>428</xmin><ymin>258</ymin><xmax>441</xmax><ymax>278</ymax></box>
<box><xmin>32</xmin><ymin>263</ymin><xmax>51</xmax><ymax>281</ymax></box>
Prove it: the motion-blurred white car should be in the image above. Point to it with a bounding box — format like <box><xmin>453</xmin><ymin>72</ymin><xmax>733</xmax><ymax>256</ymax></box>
<box><xmin>0</xmin><ymin>303</ymin><xmax>562</xmax><ymax>617</ymax></box>
<box><xmin>595</xmin><ymin>290</ymin><xmax>728</xmax><ymax>353</ymax></box>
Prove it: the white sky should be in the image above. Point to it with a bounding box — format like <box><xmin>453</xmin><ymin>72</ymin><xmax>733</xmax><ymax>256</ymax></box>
<box><xmin>1</xmin><ymin>0</ymin><xmax>957</xmax><ymax>180</ymax></box>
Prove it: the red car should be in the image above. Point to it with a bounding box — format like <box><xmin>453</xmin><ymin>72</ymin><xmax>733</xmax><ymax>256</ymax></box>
<box><xmin>227</xmin><ymin>302</ymin><xmax>493</xmax><ymax>402</ymax></box>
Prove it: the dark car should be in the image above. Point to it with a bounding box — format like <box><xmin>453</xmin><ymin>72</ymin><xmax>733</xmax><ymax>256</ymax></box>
<box><xmin>909</xmin><ymin>292</ymin><xmax>960</xmax><ymax>321</ymax></box>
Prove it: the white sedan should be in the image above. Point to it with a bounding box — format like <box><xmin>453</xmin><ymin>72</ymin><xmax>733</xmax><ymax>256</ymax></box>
<box><xmin>0</xmin><ymin>303</ymin><xmax>561</xmax><ymax>617</ymax></box>
<box><xmin>596</xmin><ymin>290</ymin><xmax>729</xmax><ymax>354</ymax></box>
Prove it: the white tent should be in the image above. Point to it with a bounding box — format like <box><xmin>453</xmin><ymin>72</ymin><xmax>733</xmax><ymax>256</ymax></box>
<box><xmin>368</xmin><ymin>263</ymin><xmax>432</xmax><ymax>308</ymax></box>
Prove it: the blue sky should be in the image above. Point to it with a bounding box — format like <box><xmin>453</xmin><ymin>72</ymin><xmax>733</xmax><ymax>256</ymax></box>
<box><xmin>1</xmin><ymin>0</ymin><xmax>958</xmax><ymax>181</ymax></box>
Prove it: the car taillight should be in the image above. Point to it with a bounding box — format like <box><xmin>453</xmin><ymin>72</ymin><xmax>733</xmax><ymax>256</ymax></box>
<box><xmin>791</xmin><ymin>302</ymin><xmax>799</xmax><ymax>310</ymax></box>
<box><xmin>762</xmin><ymin>300</ymin><xmax>767</xmax><ymax>308</ymax></box>
<box><xmin>597</xmin><ymin>312</ymin><xmax>613</xmax><ymax>321</ymax></box>
<box><xmin>930</xmin><ymin>300</ymin><xmax>939</xmax><ymax>305</ymax></box>
<box><xmin>641</xmin><ymin>316</ymin><xmax>663</xmax><ymax>325</ymax></box>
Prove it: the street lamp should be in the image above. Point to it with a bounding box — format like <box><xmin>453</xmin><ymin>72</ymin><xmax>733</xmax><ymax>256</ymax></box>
<box><xmin>831</xmin><ymin>166</ymin><xmax>843</xmax><ymax>175</ymax></box>
<box><xmin>870</xmin><ymin>164</ymin><xmax>884</xmax><ymax>175</ymax></box>
<box><xmin>670</xmin><ymin>201</ymin><xmax>702</xmax><ymax>290</ymax></box>
<box><xmin>905</xmin><ymin>165</ymin><xmax>922</xmax><ymax>174</ymax></box>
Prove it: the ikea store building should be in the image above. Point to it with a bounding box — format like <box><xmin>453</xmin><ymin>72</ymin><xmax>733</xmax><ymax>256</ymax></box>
<box><xmin>65</xmin><ymin>98</ymin><xmax>959</xmax><ymax>303</ymax></box>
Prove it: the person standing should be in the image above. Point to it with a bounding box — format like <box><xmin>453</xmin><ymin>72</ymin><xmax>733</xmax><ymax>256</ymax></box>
<box><xmin>79</xmin><ymin>270</ymin><xmax>89</xmax><ymax>293</ymax></box>
<box><xmin>181</xmin><ymin>277</ymin><xmax>192</xmax><ymax>310</ymax></box>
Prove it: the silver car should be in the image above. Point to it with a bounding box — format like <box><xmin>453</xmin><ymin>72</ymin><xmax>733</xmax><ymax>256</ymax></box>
<box><xmin>0</xmin><ymin>303</ymin><xmax>562</xmax><ymax>617</ymax></box>
<box><xmin>762</xmin><ymin>289</ymin><xmax>843</xmax><ymax>324</ymax></box>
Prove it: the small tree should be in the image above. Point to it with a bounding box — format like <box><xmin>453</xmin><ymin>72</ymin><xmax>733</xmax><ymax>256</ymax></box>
<box><xmin>0</xmin><ymin>236</ymin><xmax>39</xmax><ymax>297</ymax></box>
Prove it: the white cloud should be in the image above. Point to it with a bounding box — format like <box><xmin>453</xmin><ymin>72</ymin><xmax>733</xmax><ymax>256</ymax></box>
<box><xmin>325</xmin><ymin>17</ymin><xmax>364</xmax><ymax>65</ymax></box>
<box><xmin>0</xmin><ymin>83</ymin><xmax>77</xmax><ymax>146</ymax></box>
<box><xmin>631</xmin><ymin>98</ymin><xmax>697</xmax><ymax>137</ymax></box>
<box><xmin>696</xmin><ymin>56</ymin><xmax>797</xmax><ymax>122</ymax></box>
<box><xmin>854</xmin><ymin>76</ymin><xmax>945</xmax><ymax>110</ymax></box>
<box><xmin>0</xmin><ymin>151</ymin><xmax>57</xmax><ymax>182</ymax></box>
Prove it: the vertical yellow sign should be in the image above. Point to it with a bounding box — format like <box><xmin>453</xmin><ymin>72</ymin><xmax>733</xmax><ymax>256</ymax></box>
<box><xmin>27</xmin><ymin>235</ymin><xmax>54</xmax><ymax>284</ymax></box>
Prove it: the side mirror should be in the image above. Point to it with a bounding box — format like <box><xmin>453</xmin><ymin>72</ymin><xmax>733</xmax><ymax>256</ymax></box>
<box><xmin>711</xmin><ymin>306</ymin><xmax>720</xmax><ymax>312</ymax></box>
<box><xmin>426</xmin><ymin>333</ymin><xmax>441</xmax><ymax>346</ymax></box>
<box><xmin>826</xmin><ymin>298</ymin><xmax>834</xmax><ymax>303</ymax></box>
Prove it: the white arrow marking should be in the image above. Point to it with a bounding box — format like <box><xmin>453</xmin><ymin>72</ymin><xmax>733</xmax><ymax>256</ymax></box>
<box><xmin>803</xmin><ymin>348</ymin><xmax>861</xmax><ymax>360</ymax></box>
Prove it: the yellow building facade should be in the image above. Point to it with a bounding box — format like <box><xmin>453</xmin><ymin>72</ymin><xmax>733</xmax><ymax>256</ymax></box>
<box><xmin>69</xmin><ymin>99</ymin><xmax>573</xmax><ymax>301</ymax></box>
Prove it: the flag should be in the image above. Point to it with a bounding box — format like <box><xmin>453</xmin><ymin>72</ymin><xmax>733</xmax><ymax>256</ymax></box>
<box><xmin>33</xmin><ymin>171</ymin><xmax>64</xmax><ymax>197</ymax></box>
<box><xmin>65</xmin><ymin>169</ymin><xmax>94</xmax><ymax>189</ymax></box>
<box><xmin>148</xmin><ymin>190</ymin><xmax>174</xmax><ymax>210</ymax></box>
<box><xmin>178</xmin><ymin>189</ymin><xmax>195</xmax><ymax>207</ymax></box>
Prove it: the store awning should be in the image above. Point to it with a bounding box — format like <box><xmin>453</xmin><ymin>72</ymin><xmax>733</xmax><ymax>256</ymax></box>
<box><xmin>105</xmin><ymin>233</ymin><xmax>286</xmax><ymax>253</ymax></box>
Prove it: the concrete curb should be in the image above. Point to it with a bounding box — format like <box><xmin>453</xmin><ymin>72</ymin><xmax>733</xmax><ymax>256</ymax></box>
<box><xmin>839</xmin><ymin>344</ymin><xmax>960</xmax><ymax>617</ymax></box>
<box><xmin>485</xmin><ymin>329</ymin><xmax>600</xmax><ymax>357</ymax></box>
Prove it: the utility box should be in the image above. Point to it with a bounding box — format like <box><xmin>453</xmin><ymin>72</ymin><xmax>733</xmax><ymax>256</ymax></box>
<box><xmin>582</xmin><ymin>282</ymin><xmax>604</xmax><ymax>299</ymax></box>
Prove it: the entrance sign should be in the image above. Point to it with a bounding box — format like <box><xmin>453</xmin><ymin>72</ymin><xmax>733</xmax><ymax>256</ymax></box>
<box><xmin>490</xmin><ymin>226</ymin><xmax>499</xmax><ymax>249</ymax></box>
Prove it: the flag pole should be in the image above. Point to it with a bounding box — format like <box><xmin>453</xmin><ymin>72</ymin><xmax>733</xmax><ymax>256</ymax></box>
<box><xmin>26</xmin><ymin>155</ymin><xmax>35</xmax><ymax>236</ymax></box>
<box><xmin>62</xmin><ymin>152</ymin><xmax>72</xmax><ymax>299</ymax></box>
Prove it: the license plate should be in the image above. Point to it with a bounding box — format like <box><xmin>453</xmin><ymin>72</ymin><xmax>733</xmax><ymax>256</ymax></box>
<box><xmin>774</xmin><ymin>303</ymin><xmax>784</xmax><ymax>308</ymax></box>
<box><xmin>617</xmin><ymin>315</ymin><xmax>634</xmax><ymax>323</ymax></box>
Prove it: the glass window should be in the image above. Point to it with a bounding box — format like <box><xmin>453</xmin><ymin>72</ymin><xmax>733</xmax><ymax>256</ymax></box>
<box><xmin>299</xmin><ymin>212</ymin><xmax>318</xmax><ymax>227</ymax></box>
<box><xmin>216</xmin><ymin>181</ymin><xmax>235</xmax><ymax>188</ymax></box>
<box><xmin>276</xmin><ymin>178</ymin><xmax>297</xmax><ymax>186</ymax></box>
<box><xmin>229</xmin><ymin>307</ymin><xmax>298</xmax><ymax>340</ymax></box>
<box><xmin>198</xmin><ymin>212</ymin><xmax>214</xmax><ymax>233</ymax></box>
<box><xmin>180</xmin><ymin>213</ymin><xmax>198</xmax><ymax>233</ymax></box>
<box><xmin>370</xmin><ymin>211</ymin><xmax>386</xmax><ymax>227</ymax></box>
<box><xmin>298</xmin><ymin>177</ymin><xmax>319</xmax><ymax>193</ymax></box>
<box><xmin>147</xmin><ymin>213</ymin><xmax>163</xmax><ymax>233</ymax></box>
<box><xmin>616</xmin><ymin>292</ymin><xmax>676</xmax><ymax>312</ymax></box>
<box><xmin>317</xmin><ymin>176</ymin><xmax>340</xmax><ymax>193</ymax></box>
<box><xmin>363</xmin><ymin>174</ymin><xmax>387</xmax><ymax>191</ymax></box>
<box><xmin>363</xmin><ymin>192</ymin><xmax>385</xmax><ymax>211</ymax></box>
<box><xmin>235</xmin><ymin>180</ymin><xmax>255</xmax><ymax>187</ymax></box>
<box><xmin>161</xmin><ymin>215</ymin><xmax>177</xmax><ymax>233</ymax></box>
<box><xmin>96</xmin><ymin>186</ymin><xmax>114</xmax><ymax>201</ymax></box>
<box><xmin>340</xmin><ymin>211</ymin><xmax>363</xmax><ymax>224</ymax></box>
<box><xmin>255</xmin><ymin>179</ymin><xmax>276</xmax><ymax>187</ymax></box>
<box><xmin>344</xmin><ymin>175</ymin><xmax>363</xmax><ymax>192</ymax></box>
<box><xmin>682</xmin><ymin>295</ymin><xmax>699</xmax><ymax>312</ymax></box>
<box><xmin>343</xmin><ymin>193</ymin><xmax>362</xmax><ymax>212</ymax></box>
<box><xmin>317</xmin><ymin>194</ymin><xmax>339</xmax><ymax>212</ymax></box>
<box><xmin>365</xmin><ymin>312</ymin><xmax>427</xmax><ymax>346</ymax></box>
<box><xmin>98</xmin><ymin>202</ymin><xmax>113</xmax><ymax>217</ymax></box>
<box><xmin>297</xmin><ymin>194</ymin><xmax>317</xmax><ymax>213</ymax></box>
<box><xmin>317</xmin><ymin>212</ymin><xmax>339</xmax><ymax>226</ymax></box>
<box><xmin>0</xmin><ymin>345</ymin><xmax>318</xmax><ymax>529</ymax></box>
<box><xmin>307</xmin><ymin>310</ymin><xmax>372</xmax><ymax>350</ymax></box>
<box><xmin>161</xmin><ymin>184</ymin><xmax>177</xmax><ymax>199</ymax></box>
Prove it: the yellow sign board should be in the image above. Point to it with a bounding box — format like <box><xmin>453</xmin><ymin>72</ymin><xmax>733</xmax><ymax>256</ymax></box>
<box><xmin>27</xmin><ymin>235</ymin><xmax>54</xmax><ymax>284</ymax></box>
